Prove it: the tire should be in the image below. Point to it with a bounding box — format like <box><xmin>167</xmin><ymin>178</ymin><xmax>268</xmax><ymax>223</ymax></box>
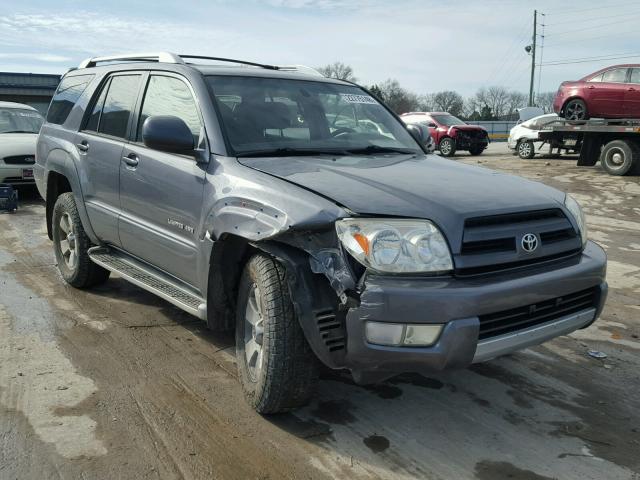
<box><xmin>469</xmin><ymin>146</ymin><xmax>485</xmax><ymax>156</ymax></box>
<box><xmin>52</xmin><ymin>192</ymin><xmax>110</xmax><ymax>288</ymax></box>
<box><xmin>517</xmin><ymin>140</ymin><xmax>535</xmax><ymax>159</ymax></box>
<box><xmin>438</xmin><ymin>137</ymin><xmax>456</xmax><ymax>157</ymax></box>
<box><xmin>600</xmin><ymin>139</ymin><xmax>640</xmax><ymax>176</ymax></box>
<box><xmin>563</xmin><ymin>99</ymin><xmax>588</xmax><ymax>121</ymax></box>
<box><xmin>235</xmin><ymin>253</ymin><xmax>318</xmax><ymax>414</ymax></box>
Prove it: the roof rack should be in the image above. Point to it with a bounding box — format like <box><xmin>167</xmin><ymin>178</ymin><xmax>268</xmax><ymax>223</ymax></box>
<box><xmin>78</xmin><ymin>52</ymin><xmax>184</xmax><ymax>69</ymax></box>
<box><xmin>77</xmin><ymin>52</ymin><xmax>324</xmax><ymax>77</ymax></box>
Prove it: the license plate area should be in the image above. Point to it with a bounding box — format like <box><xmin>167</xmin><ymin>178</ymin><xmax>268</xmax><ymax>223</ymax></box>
<box><xmin>22</xmin><ymin>168</ymin><xmax>34</xmax><ymax>179</ymax></box>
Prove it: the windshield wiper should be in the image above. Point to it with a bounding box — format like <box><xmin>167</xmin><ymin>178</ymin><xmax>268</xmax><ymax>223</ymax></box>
<box><xmin>345</xmin><ymin>145</ymin><xmax>417</xmax><ymax>155</ymax></box>
<box><xmin>2</xmin><ymin>130</ymin><xmax>37</xmax><ymax>134</ymax></box>
<box><xmin>237</xmin><ymin>147</ymin><xmax>349</xmax><ymax>158</ymax></box>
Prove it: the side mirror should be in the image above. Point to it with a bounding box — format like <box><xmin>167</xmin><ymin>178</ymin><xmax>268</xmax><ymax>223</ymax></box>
<box><xmin>406</xmin><ymin>123</ymin><xmax>425</xmax><ymax>143</ymax></box>
<box><xmin>427</xmin><ymin>122</ymin><xmax>437</xmax><ymax>128</ymax></box>
<box><xmin>142</xmin><ymin>115</ymin><xmax>194</xmax><ymax>154</ymax></box>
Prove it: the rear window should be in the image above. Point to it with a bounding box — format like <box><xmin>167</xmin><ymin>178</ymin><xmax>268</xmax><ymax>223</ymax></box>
<box><xmin>601</xmin><ymin>68</ymin><xmax>627</xmax><ymax>83</ymax></box>
<box><xmin>46</xmin><ymin>74</ymin><xmax>94</xmax><ymax>125</ymax></box>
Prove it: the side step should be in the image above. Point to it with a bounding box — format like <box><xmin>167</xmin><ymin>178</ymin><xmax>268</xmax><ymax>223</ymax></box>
<box><xmin>88</xmin><ymin>246</ymin><xmax>207</xmax><ymax>320</ymax></box>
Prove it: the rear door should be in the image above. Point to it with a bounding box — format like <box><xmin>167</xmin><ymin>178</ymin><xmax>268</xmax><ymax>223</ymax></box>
<box><xmin>75</xmin><ymin>73</ymin><xmax>143</xmax><ymax>245</ymax></box>
<box><xmin>624</xmin><ymin>68</ymin><xmax>640</xmax><ymax>117</ymax></box>
<box><xmin>119</xmin><ymin>73</ymin><xmax>206</xmax><ymax>287</ymax></box>
<box><xmin>587</xmin><ymin>68</ymin><xmax>628</xmax><ymax>117</ymax></box>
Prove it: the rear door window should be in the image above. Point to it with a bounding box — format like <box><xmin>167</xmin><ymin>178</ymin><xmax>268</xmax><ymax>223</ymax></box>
<box><xmin>84</xmin><ymin>79</ymin><xmax>110</xmax><ymax>132</ymax></box>
<box><xmin>97</xmin><ymin>74</ymin><xmax>142</xmax><ymax>139</ymax></box>
<box><xmin>630</xmin><ymin>68</ymin><xmax>640</xmax><ymax>84</ymax></box>
<box><xmin>46</xmin><ymin>74</ymin><xmax>94</xmax><ymax>125</ymax></box>
<box><xmin>601</xmin><ymin>68</ymin><xmax>628</xmax><ymax>83</ymax></box>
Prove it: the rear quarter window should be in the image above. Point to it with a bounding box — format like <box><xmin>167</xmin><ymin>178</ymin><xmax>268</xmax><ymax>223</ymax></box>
<box><xmin>46</xmin><ymin>74</ymin><xmax>94</xmax><ymax>125</ymax></box>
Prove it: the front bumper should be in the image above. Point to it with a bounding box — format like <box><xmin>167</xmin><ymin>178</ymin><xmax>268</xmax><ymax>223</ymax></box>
<box><xmin>343</xmin><ymin>241</ymin><xmax>607</xmax><ymax>382</ymax></box>
<box><xmin>0</xmin><ymin>164</ymin><xmax>35</xmax><ymax>184</ymax></box>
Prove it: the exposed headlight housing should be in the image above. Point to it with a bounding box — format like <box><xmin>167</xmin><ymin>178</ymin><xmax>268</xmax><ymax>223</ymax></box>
<box><xmin>336</xmin><ymin>218</ymin><xmax>453</xmax><ymax>274</ymax></box>
<box><xmin>564</xmin><ymin>194</ymin><xmax>587</xmax><ymax>246</ymax></box>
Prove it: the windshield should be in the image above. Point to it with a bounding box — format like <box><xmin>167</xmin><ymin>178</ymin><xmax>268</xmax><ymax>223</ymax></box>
<box><xmin>0</xmin><ymin>107</ymin><xmax>44</xmax><ymax>134</ymax></box>
<box><xmin>206</xmin><ymin>76</ymin><xmax>421</xmax><ymax>156</ymax></box>
<box><xmin>432</xmin><ymin>114</ymin><xmax>466</xmax><ymax>126</ymax></box>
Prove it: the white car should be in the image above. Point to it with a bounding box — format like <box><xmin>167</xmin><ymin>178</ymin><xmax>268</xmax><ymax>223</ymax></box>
<box><xmin>508</xmin><ymin>113</ymin><xmax>564</xmax><ymax>159</ymax></box>
<box><xmin>0</xmin><ymin>102</ymin><xmax>44</xmax><ymax>185</ymax></box>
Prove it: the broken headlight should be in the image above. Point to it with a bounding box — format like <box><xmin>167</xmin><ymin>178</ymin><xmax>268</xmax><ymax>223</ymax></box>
<box><xmin>336</xmin><ymin>218</ymin><xmax>453</xmax><ymax>274</ymax></box>
<box><xmin>564</xmin><ymin>194</ymin><xmax>587</xmax><ymax>246</ymax></box>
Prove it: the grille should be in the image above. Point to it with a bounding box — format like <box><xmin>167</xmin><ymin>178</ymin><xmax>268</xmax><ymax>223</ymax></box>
<box><xmin>315</xmin><ymin>309</ymin><xmax>345</xmax><ymax>352</ymax></box>
<box><xmin>478</xmin><ymin>287</ymin><xmax>598</xmax><ymax>340</ymax></box>
<box><xmin>3</xmin><ymin>155</ymin><xmax>35</xmax><ymax>165</ymax></box>
<box><xmin>456</xmin><ymin>209</ymin><xmax>581</xmax><ymax>275</ymax></box>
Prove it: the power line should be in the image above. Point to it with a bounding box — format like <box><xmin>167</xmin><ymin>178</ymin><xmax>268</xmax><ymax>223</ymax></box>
<box><xmin>545</xmin><ymin>27</ymin><xmax>639</xmax><ymax>47</ymax></box>
<box><xmin>545</xmin><ymin>9</ymin><xmax>640</xmax><ymax>26</ymax></box>
<box><xmin>541</xmin><ymin>52</ymin><xmax>640</xmax><ymax>64</ymax></box>
<box><xmin>544</xmin><ymin>15</ymin><xmax>640</xmax><ymax>38</ymax></box>
<box><xmin>546</xmin><ymin>1</ymin><xmax>640</xmax><ymax>16</ymax></box>
<box><xmin>539</xmin><ymin>54</ymin><xmax>640</xmax><ymax>67</ymax></box>
<box><xmin>483</xmin><ymin>16</ymin><xmax>531</xmax><ymax>86</ymax></box>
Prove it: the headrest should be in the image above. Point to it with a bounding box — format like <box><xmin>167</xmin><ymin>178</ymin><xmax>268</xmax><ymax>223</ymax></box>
<box><xmin>236</xmin><ymin>101</ymin><xmax>292</xmax><ymax>130</ymax></box>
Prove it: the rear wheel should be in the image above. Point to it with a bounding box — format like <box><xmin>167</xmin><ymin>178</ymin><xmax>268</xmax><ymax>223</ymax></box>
<box><xmin>52</xmin><ymin>193</ymin><xmax>110</xmax><ymax>288</ymax></box>
<box><xmin>564</xmin><ymin>99</ymin><xmax>588</xmax><ymax>121</ymax></box>
<box><xmin>600</xmin><ymin>139</ymin><xmax>640</xmax><ymax>176</ymax></box>
<box><xmin>438</xmin><ymin>137</ymin><xmax>456</xmax><ymax>157</ymax></box>
<box><xmin>235</xmin><ymin>253</ymin><xmax>318</xmax><ymax>414</ymax></box>
<box><xmin>517</xmin><ymin>140</ymin><xmax>535</xmax><ymax>159</ymax></box>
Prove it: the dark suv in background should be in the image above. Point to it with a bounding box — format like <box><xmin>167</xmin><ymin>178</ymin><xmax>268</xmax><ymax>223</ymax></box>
<box><xmin>36</xmin><ymin>52</ymin><xmax>606</xmax><ymax>413</ymax></box>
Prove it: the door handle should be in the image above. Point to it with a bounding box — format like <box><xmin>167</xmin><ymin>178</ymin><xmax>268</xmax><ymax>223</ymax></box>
<box><xmin>587</xmin><ymin>85</ymin><xmax>595</xmax><ymax>89</ymax></box>
<box><xmin>76</xmin><ymin>141</ymin><xmax>89</xmax><ymax>152</ymax></box>
<box><xmin>122</xmin><ymin>154</ymin><xmax>139</xmax><ymax>167</ymax></box>
<box><xmin>628</xmin><ymin>87</ymin><xmax>636</xmax><ymax>91</ymax></box>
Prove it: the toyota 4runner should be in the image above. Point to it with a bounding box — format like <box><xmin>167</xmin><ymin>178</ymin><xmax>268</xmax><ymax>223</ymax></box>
<box><xmin>36</xmin><ymin>52</ymin><xmax>607</xmax><ymax>413</ymax></box>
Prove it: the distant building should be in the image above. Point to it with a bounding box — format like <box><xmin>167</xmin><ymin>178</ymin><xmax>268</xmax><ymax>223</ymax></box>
<box><xmin>0</xmin><ymin>72</ymin><xmax>61</xmax><ymax>116</ymax></box>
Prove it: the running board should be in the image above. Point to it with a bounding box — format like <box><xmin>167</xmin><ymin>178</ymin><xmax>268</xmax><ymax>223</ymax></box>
<box><xmin>88</xmin><ymin>246</ymin><xmax>207</xmax><ymax>320</ymax></box>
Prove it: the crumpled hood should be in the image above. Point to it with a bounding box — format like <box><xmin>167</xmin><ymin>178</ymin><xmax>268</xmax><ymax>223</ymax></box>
<box><xmin>0</xmin><ymin>133</ymin><xmax>38</xmax><ymax>158</ymax></box>
<box><xmin>239</xmin><ymin>154</ymin><xmax>566</xmax><ymax>246</ymax></box>
<box><xmin>445</xmin><ymin>125</ymin><xmax>487</xmax><ymax>135</ymax></box>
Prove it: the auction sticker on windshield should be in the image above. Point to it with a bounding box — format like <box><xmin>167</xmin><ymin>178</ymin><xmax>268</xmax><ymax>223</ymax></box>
<box><xmin>341</xmin><ymin>94</ymin><xmax>378</xmax><ymax>105</ymax></box>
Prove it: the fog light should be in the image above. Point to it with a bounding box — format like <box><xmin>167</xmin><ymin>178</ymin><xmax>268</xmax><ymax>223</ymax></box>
<box><xmin>365</xmin><ymin>322</ymin><xmax>404</xmax><ymax>346</ymax></box>
<box><xmin>365</xmin><ymin>322</ymin><xmax>444</xmax><ymax>347</ymax></box>
<box><xmin>403</xmin><ymin>324</ymin><xmax>443</xmax><ymax>346</ymax></box>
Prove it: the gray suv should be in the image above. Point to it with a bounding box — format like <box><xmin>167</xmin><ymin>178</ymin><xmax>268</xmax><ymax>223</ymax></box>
<box><xmin>36</xmin><ymin>52</ymin><xmax>607</xmax><ymax>413</ymax></box>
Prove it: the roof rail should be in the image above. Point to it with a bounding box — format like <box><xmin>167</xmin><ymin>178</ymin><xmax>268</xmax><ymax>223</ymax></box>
<box><xmin>77</xmin><ymin>52</ymin><xmax>326</xmax><ymax>77</ymax></box>
<box><xmin>78</xmin><ymin>52</ymin><xmax>184</xmax><ymax>68</ymax></box>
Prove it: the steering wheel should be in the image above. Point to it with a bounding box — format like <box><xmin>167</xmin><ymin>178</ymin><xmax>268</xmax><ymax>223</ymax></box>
<box><xmin>331</xmin><ymin>127</ymin><xmax>356</xmax><ymax>137</ymax></box>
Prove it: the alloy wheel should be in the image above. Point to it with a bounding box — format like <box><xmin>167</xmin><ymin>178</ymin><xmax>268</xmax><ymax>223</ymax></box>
<box><xmin>58</xmin><ymin>212</ymin><xmax>78</xmax><ymax>270</ymax></box>
<box><xmin>243</xmin><ymin>283</ymin><xmax>265</xmax><ymax>382</ymax></box>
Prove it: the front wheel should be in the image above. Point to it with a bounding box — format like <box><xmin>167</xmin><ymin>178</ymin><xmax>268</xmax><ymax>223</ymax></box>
<box><xmin>517</xmin><ymin>140</ymin><xmax>535</xmax><ymax>159</ymax></box>
<box><xmin>52</xmin><ymin>192</ymin><xmax>110</xmax><ymax>288</ymax></box>
<box><xmin>235</xmin><ymin>253</ymin><xmax>318</xmax><ymax>414</ymax></box>
<box><xmin>438</xmin><ymin>137</ymin><xmax>456</xmax><ymax>157</ymax></box>
<box><xmin>469</xmin><ymin>145</ymin><xmax>485</xmax><ymax>156</ymax></box>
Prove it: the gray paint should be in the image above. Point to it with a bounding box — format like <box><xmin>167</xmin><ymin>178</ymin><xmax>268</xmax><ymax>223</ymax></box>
<box><xmin>35</xmin><ymin>60</ymin><xmax>608</xmax><ymax>382</ymax></box>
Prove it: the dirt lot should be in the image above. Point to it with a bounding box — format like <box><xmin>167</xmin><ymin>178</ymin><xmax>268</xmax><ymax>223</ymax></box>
<box><xmin>1</xmin><ymin>144</ymin><xmax>639</xmax><ymax>480</ymax></box>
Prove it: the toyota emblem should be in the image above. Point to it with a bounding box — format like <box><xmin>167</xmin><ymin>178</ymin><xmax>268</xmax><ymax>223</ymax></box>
<box><xmin>521</xmin><ymin>233</ymin><xmax>538</xmax><ymax>253</ymax></box>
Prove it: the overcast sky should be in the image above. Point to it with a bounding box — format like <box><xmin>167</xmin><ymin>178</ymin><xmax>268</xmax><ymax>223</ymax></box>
<box><xmin>1</xmin><ymin>0</ymin><xmax>638</xmax><ymax>97</ymax></box>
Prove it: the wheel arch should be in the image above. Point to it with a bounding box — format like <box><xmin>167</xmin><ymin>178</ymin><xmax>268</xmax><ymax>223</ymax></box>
<box><xmin>206</xmin><ymin>233</ymin><xmax>347</xmax><ymax>369</ymax></box>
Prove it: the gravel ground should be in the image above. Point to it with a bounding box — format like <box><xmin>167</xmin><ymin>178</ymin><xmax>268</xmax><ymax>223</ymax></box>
<box><xmin>0</xmin><ymin>144</ymin><xmax>639</xmax><ymax>480</ymax></box>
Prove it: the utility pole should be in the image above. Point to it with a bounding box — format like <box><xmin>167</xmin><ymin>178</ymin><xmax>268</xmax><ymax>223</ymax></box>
<box><xmin>528</xmin><ymin>9</ymin><xmax>537</xmax><ymax>106</ymax></box>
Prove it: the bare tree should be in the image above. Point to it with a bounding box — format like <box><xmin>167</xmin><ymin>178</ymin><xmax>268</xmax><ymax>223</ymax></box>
<box><xmin>506</xmin><ymin>91</ymin><xmax>528</xmax><ymax>117</ymax></box>
<box><xmin>432</xmin><ymin>90</ymin><xmax>464</xmax><ymax>116</ymax></box>
<box><xmin>377</xmin><ymin>79</ymin><xmax>420</xmax><ymax>114</ymax></box>
<box><xmin>317</xmin><ymin>62</ymin><xmax>357</xmax><ymax>82</ymax></box>
<box><xmin>535</xmin><ymin>91</ymin><xmax>556</xmax><ymax>113</ymax></box>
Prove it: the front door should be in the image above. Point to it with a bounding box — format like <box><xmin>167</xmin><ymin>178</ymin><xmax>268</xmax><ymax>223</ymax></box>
<box><xmin>624</xmin><ymin>68</ymin><xmax>640</xmax><ymax>117</ymax></box>
<box><xmin>588</xmin><ymin>68</ymin><xmax>628</xmax><ymax>117</ymax></box>
<box><xmin>118</xmin><ymin>73</ymin><xmax>206</xmax><ymax>287</ymax></box>
<box><xmin>75</xmin><ymin>73</ymin><xmax>143</xmax><ymax>245</ymax></box>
